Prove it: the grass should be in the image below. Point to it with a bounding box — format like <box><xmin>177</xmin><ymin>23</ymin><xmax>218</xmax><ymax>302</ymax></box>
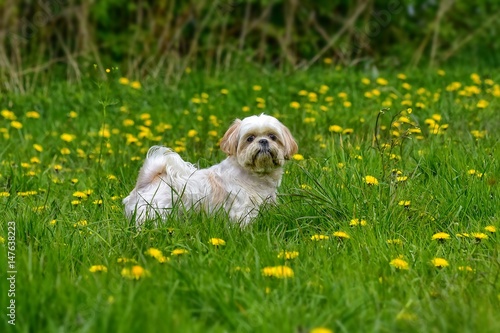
<box><xmin>1</xmin><ymin>63</ymin><xmax>499</xmax><ymax>333</ymax></box>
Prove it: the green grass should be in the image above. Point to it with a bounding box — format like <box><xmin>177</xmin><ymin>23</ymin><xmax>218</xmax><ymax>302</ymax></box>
<box><xmin>1</xmin><ymin>64</ymin><xmax>499</xmax><ymax>333</ymax></box>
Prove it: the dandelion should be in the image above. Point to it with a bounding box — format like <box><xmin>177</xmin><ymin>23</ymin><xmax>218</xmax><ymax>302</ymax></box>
<box><xmin>471</xmin><ymin>232</ymin><xmax>488</xmax><ymax>242</ymax></box>
<box><xmin>397</xmin><ymin>73</ymin><xmax>407</xmax><ymax>80</ymax></box>
<box><xmin>220</xmin><ymin>88</ymin><xmax>229</xmax><ymax>95</ymax></box>
<box><xmin>310</xmin><ymin>328</ymin><xmax>333</xmax><ymax>333</ymax></box>
<box><xmin>187</xmin><ymin>130</ymin><xmax>198</xmax><ymax>138</ymax></box>
<box><xmin>11</xmin><ymin>121</ymin><xmax>23</xmax><ymax>129</ymax></box>
<box><xmin>432</xmin><ymin>232</ymin><xmax>451</xmax><ymax>242</ymax></box>
<box><xmin>117</xmin><ymin>257</ymin><xmax>138</xmax><ymax>264</ymax></box>
<box><xmin>289</xmin><ymin>101</ymin><xmax>300</xmax><ymax>109</ymax></box>
<box><xmin>119</xmin><ymin>77</ymin><xmax>130</xmax><ymax>85</ymax></box>
<box><xmin>311</xmin><ymin>234</ymin><xmax>329</xmax><ymax>241</ymax></box>
<box><xmin>49</xmin><ymin>219</ymin><xmax>57</xmax><ymax>225</ymax></box>
<box><xmin>390</xmin><ymin>258</ymin><xmax>409</xmax><ymax>270</ymax></box>
<box><xmin>364</xmin><ymin>175</ymin><xmax>379</xmax><ymax>186</ymax></box>
<box><xmin>145</xmin><ymin>248</ymin><xmax>168</xmax><ymax>263</ymax></box>
<box><xmin>323</xmin><ymin>57</ymin><xmax>332</xmax><ymax>64</ymax></box>
<box><xmin>74</xmin><ymin>220</ymin><xmax>88</xmax><ymax>228</ymax></box>
<box><xmin>60</xmin><ymin>133</ymin><xmax>76</xmax><ymax>142</ymax></box>
<box><xmin>252</xmin><ymin>85</ymin><xmax>262</xmax><ymax>91</ymax></box>
<box><xmin>261</xmin><ymin>265</ymin><xmax>294</xmax><ymax>279</ymax></box>
<box><xmin>333</xmin><ymin>231</ymin><xmax>350</xmax><ymax>239</ymax></box>
<box><xmin>0</xmin><ymin>236</ymin><xmax>5</xmax><ymax>243</ymax></box>
<box><xmin>93</xmin><ymin>199</ymin><xmax>103</xmax><ymax>205</ymax></box>
<box><xmin>292</xmin><ymin>154</ymin><xmax>304</xmax><ymax>161</ymax></box>
<box><xmin>0</xmin><ymin>192</ymin><xmax>11</xmax><ymax>197</ymax></box>
<box><xmin>171</xmin><ymin>249</ymin><xmax>188</xmax><ymax>256</ymax></box>
<box><xmin>343</xmin><ymin>101</ymin><xmax>352</xmax><ymax>108</ymax></box>
<box><xmin>376</xmin><ymin>77</ymin><xmax>388</xmax><ymax>85</ymax></box>
<box><xmin>130</xmin><ymin>81</ymin><xmax>141</xmax><ymax>89</ymax></box>
<box><xmin>73</xmin><ymin>191</ymin><xmax>88</xmax><ymax>199</ymax></box>
<box><xmin>431</xmin><ymin>257</ymin><xmax>449</xmax><ymax>268</ymax></box>
<box><xmin>349</xmin><ymin>219</ymin><xmax>367</xmax><ymax>227</ymax></box>
<box><xmin>210</xmin><ymin>238</ymin><xmax>226</xmax><ymax>246</ymax></box>
<box><xmin>398</xmin><ymin>200</ymin><xmax>411</xmax><ymax>208</ymax></box>
<box><xmin>386</xmin><ymin>239</ymin><xmax>403</xmax><ymax>245</ymax></box>
<box><xmin>342</xmin><ymin>128</ymin><xmax>354</xmax><ymax>135</ymax></box>
<box><xmin>89</xmin><ymin>265</ymin><xmax>108</xmax><ymax>273</ymax></box>
<box><xmin>361</xmin><ymin>78</ymin><xmax>371</xmax><ymax>85</ymax></box>
<box><xmin>437</xmin><ymin>69</ymin><xmax>446</xmax><ymax>76</ymax></box>
<box><xmin>277</xmin><ymin>251</ymin><xmax>299</xmax><ymax>260</ymax></box>
<box><xmin>26</xmin><ymin>111</ymin><xmax>40</xmax><ymax>119</ymax></box>
<box><xmin>121</xmin><ymin>265</ymin><xmax>149</xmax><ymax>280</ymax></box>
<box><xmin>476</xmin><ymin>100</ymin><xmax>489</xmax><ymax>108</ymax></box>
<box><xmin>329</xmin><ymin>125</ymin><xmax>343</xmax><ymax>133</ymax></box>
<box><xmin>484</xmin><ymin>226</ymin><xmax>496</xmax><ymax>233</ymax></box>
<box><xmin>458</xmin><ymin>266</ymin><xmax>474</xmax><ymax>272</ymax></box>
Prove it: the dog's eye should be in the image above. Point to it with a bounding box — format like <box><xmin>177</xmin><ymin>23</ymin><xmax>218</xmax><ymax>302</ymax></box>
<box><xmin>268</xmin><ymin>134</ymin><xmax>277</xmax><ymax>141</ymax></box>
<box><xmin>247</xmin><ymin>135</ymin><xmax>255</xmax><ymax>142</ymax></box>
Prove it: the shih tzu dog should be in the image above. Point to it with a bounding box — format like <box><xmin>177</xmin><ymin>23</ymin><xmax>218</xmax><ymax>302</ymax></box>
<box><xmin>123</xmin><ymin>114</ymin><xmax>298</xmax><ymax>227</ymax></box>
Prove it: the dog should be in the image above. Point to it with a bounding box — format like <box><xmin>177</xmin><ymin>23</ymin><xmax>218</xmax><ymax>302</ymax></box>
<box><xmin>123</xmin><ymin>114</ymin><xmax>298</xmax><ymax>227</ymax></box>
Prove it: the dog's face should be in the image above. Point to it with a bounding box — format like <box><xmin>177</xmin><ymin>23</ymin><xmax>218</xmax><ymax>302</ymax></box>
<box><xmin>220</xmin><ymin>114</ymin><xmax>298</xmax><ymax>173</ymax></box>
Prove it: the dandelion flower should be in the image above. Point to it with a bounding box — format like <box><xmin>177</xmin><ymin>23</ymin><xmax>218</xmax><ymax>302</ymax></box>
<box><xmin>458</xmin><ymin>266</ymin><xmax>474</xmax><ymax>272</ymax></box>
<box><xmin>311</xmin><ymin>234</ymin><xmax>329</xmax><ymax>241</ymax></box>
<box><xmin>329</xmin><ymin>125</ymin><xmax>343</xmax><ymax>133</ymax></box>
<box><xmin>130</xmin><ymin>81</ymin><xmax>141</xmax><ymax>89</ymax></box>
<box><xmin>349</xmin><ymin>219</ymin><xmax>367</xmax><ymax>227</ymax></box>
<box><xmin>89</xmin><ymin>265</ymin><xmax>108</xmax><ymax>273</ymax></box>
<box><xmin>484</xmin><ymin>226</ymin><xmax>496</xmax><ymax>233</ymax></box>
<box><xmin>121</xmin><ymin>265</ymin><xmax>149</xmax><ymax>280</ymax></box>
<box><xmin>289</xmin><ymin>101</ymin><xmax>300</xmax><ymax>109</ymax></box>
<box><xmin>26</xmin><ymin>111</ymin><xmax>40</xmax><ymax>119</ymax></box>
<box><xmin>145</xmin><ymin>248</ymin><xmax>168</xmax><ymax>263</ymax></box>
<box><xmin>171</xmin><ymin>249</ymin><xmax>189</xmax><ymax>256</ymax></box>
<box><xmin>292</xmin><ymin>154</ymin><xmax>304</xmax><ymax>161</ymax></box>
<box><xmin>0</xmin><ymin>192</ymin><xmax>11</xmax><ymax>197</ymax></box>
<box><xmin>261</xmin><ymin>265</ymin><xmax>294</xmax><ymax>279</ymax></box>
<box><xmin>364</xmin><ymin>175</ymin><xmax>379</xmax><ymax>186</ymax></box>
<box><xmin>376</xmin><ymin>77</ymin><xmax>388</xmax><ymax>86</ymax></box>
<box><xmin>11</xmin><ymin>121</ymin><xmax>23</xmax><ymax>129</ymax></box>
<box><xmin>277</xmin><ymin>251</ymin><xmax>299</xmax><ymax>260</ymax></box>
<box><xmin>60</xmin><ymin>133</ymin><xmax>76</xmax><ymax>142</ymax></box>
<box><xmin>310</xmin><ymin>328</ymin><xmax>333</xmax><ymax>333</ymax></box>
<box><xmin>432</xmin><ymin>232</ymin><xmax>450</xmax><ymax>241</ymax></box>
<box><xmin>252</xmin><ymin>85</ymin><xmax>262</xmax><ymax>91</ymax></box>
<box><xmin>0</xmin><ymin>236</ymin><xmax>5</xmax><ymax>243</ymax></box>
<box><xmin>471</xmin><ymin>232</ymin><xmax>488</xmax><ymax>241</ymax></box>
<box><xmin>398</xmin><ymin>200</ymin><xmax>411</xmax><ymax>208</ymax></box>
<box><xmin>390</xmin><ymin>258</ymin><xmax>409</xmax><ymax>270</ymax></box>
<box><xmin>476</xmin><ymin>100</ymin><xmax>489</xmax><ymax>108</ymax></box>
<box><xmin>431</xmin><ymin>257</ymin><xmax>449</xmax><ymax>268</ymax></box>
<box><xmin>73</xmin><ymin>191</ymin><xmax>88</xmax><ymax>199</ymax></box>
<box><xmin>210</xmin><ymin>238</ymin><xmax>226</xmax><ymax>246</ymax></box>
<box><xmin>333</xmin><ymin>231</ymin><xmax>350</xmax><ymax>239</ymax></box>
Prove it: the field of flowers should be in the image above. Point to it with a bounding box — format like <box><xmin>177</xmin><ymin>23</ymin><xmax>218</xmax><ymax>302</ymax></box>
<box><xmin>1</xmin><ymin>64</ymin><xmax>499</xmax><ymax>332</ymax></box>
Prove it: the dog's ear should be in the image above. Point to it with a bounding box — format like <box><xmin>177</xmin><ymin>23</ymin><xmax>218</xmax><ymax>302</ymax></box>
<box><xmin>281</xmin><ymin>125</ymin><xmax>298</xmax><ymax>159</ymax></box>
<box><xmin>220</xmin><ymin>119</ymin><xmax>242</xmax><ymax>155</ymax></box>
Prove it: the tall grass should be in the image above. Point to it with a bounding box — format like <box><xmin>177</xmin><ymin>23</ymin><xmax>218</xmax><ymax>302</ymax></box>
<box><xmin>0</xmin><ymin>64</ymin><xmax>499</xmax><ymax>332</ymax></box>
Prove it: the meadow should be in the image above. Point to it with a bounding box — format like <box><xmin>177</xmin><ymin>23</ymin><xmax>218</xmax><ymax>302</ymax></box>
<box><xmin>0</xmin><ymin>63</ymin><xmax>499</xmax><ymax>333</ymax></box>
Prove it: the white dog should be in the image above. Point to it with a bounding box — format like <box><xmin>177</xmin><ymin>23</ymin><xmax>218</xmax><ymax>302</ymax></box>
<box><xmin>123</xmin><ymin>114</ymin><xmax>298</xmax><ymax>227</ymax></box>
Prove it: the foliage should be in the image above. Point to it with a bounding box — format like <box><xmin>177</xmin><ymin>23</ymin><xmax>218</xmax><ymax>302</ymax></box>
<box><xmin>0</xmin><ymin>64</ymin><xmax>499</xmax><ymax>332</ymax></box>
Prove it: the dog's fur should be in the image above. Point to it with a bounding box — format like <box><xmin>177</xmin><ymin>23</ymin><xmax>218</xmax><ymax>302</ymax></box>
<box><xmin>123</xmin><ymin>114</ymin><xmax>298</xmax><ymax>227</ymax></box>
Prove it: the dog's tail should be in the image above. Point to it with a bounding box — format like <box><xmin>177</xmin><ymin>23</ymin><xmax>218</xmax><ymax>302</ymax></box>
<box><xmin>136</xmin><ymin>146</ymin><xmax>197</xmax><ymax>188</ymax></box>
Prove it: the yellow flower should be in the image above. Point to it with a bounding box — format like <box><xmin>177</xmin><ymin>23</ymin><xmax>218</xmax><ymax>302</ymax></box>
<box><xmin>310</xmin><ymin>328</ymin><xmax>333</xmax><ymax>333</ymax></box>
<box><xmin>130</xmin><ymin>81</ymin><xmax>141</xmax><ymax>89</ymax></box>
<box><xmin>89</xmin><ymin>265</ymin><xmax>108</xmax><ymax>273</ymax></box>
<box><xmin>361</xmin><ymin>78</ymin><xmax>371</xmax><ymax>85</ymax></box>
<box><xmin>33</xmin><ymin>144</ymin><xmax>43</xmax><ymax>152</ymax></box>
<box><xmin>145</xmin><ymin>248</ymin><xmax>168</xmax><ymax>263</ymax></box>
<box><xmin>0</xmin><ymin>236</ymin><xmax>5</xmax><ymax>243</ymax></box>
<box><xmin>343</xmin><ymin>101</ymin><xmax>352</xmax><ymax>108</ymax></box>
<box><xmin>329</xmin><ymin>125</ymin><xmax>343</xmax><ymax>133</ymax></box>
<box><xmin>342</xmin><ymin>128</ymin><xmax>353</xmax><ymax>135</ymax></box>
<box><xmin>121</xmin><ymin>265</ymin><xmax>149</xmax><ymax>280</ymax></box>
<box><xmin>431</xmin><ymin>258</ymin><xmax>449</xmax><ymax>268</ymax></box>
<box><xmin>210</xmin><ymin>238</ymin><xmax>226</xmax><ymax>246</ymax></box>
<box><xmin>376</xmin><ymin>77</ymin><xmax>388</xmax><ymax>85</ymax></box>
<box><xmin>390</xmin><ymin>258</ymin><xmax>409</xmax><ymax>270</ymax></box>
<box><xmin>187</xmin><ymin>129</ymin><xmax>198</xmax><ymax>138</ymax></box>
<box><xmin>60</xmin><ymin>133</ymin><xmax>76</xmax><ymax>142</ymax></box>
<box><xmin>119</xmin><ymin>77</ymin><xmax>130</xmax><ymax>85</ymax></box>
<box><xmin>437</xmin><ymin>69</ymin><xmax>446</xmax><ymax>76</ymax></box>
<box><xmin>471</xmin><ymin>232</ymin><xmax>488</xmax><ymax>241</ymax></box>
<box><xmin>311</xmin><ymin>234</ymin><xmax>329</xmax><ymax>241</ymax></box>
<box><xmin>349</xmin><ymin>218</ymin><xmax>367</xmax><ymax>226</ymax></box>
<box><xmin>277</xmin><ymin>251</ymin><xmax>299</xmax><ymax>260</ymax></box>
<box><xmin>292</xmin><ymin>154</ymin><xmax>304</xmax><ymax>161</ymax></box>
<box><xmin>397</xmin><ymin>73</ymin><xmax>407</xmax><ymax>80</ymax></box>
<box><xmin>432</xmin><ymin>232</ymin><xmax>450</xmax><ymax>241</ymax></box>
<box><xmin>171</xmin><ymin>249</ymin><xmax>189</xmax><ymax>256</ymax></box>
<box><xmin>323</xmin><ymin>57</ymin><xmax>332</xmax><ymax>64</ymax></box>
<box><xmin>261</xmin><ymin>265</ymin><xmax>294</xmax><ymax>279</ymax></box>
<box><xmin>26</xmin><ymin>111</ymin><xmax>40</xmax><ymax>119</ymax></box>
<box><xmin>386</xmin><ymin>239</ymin><xmax>403</xmax><ymax>245</ymax></box>
<box><xmin>398</xmin><ymin>200</ymin><xmax>411</xmax><ymax>208</ymax></box>
<box><xmin>289</xmin><ymin>101</ymin><xmax>300</xmax><ymax>109</ymax></box>
<box><xmin>252</xmin><ymin>85</ymin><xmax>262</xmax><ymax>91</ymax></box>
<box><xmin>484</xmin><ymin>226</ymin><xmax>496</xmax><ymax>233</ymax></box>
<box><xmin>333</xmin><ymin>231</ymin><xmax>350</xmax><ymax>239</ymax></box>
<box><xmin>73</xmin><ymin>191</ymin><xmax>88</xmax><ymax>199</ymax></box>
<box><xmin>0</xmin><ymin>192</ymin><xmax>11</xmax><ymax>197</ymax></box>
<box><xmin>476</xmin><ymin>99</ymin><xmax>489</xmax><ymax>108</ymax></box>
<box><xmin>364</xmin><ymin>175</ymin><xmax>379</xmax><ymax>186</ymax></box>
<box><xmin>458</xmin><ymin>266</ymin><xmax>474</xmax><ymax>272</ymax></box>
<box><xmin>60</xmin><ymin>147</ymin><xmax>71</xmax><ymax>155</ymax></box>
<box><xmin>11</xmin><ymin>121</ymin><xmax>23</xmax><ymax>129</ymax></box>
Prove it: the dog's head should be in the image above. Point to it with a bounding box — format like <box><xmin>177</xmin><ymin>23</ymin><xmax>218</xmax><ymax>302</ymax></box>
<box><xmin>220</xmin><ymin>114</ymin><xmax>298</xmax><ymax>173</ymax></box>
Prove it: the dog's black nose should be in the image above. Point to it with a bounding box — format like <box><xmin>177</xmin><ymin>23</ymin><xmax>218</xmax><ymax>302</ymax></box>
<box><xmin>259</xmin><ymin>139</ymin><xmax>269</xmax><ymax>145</ymax></box>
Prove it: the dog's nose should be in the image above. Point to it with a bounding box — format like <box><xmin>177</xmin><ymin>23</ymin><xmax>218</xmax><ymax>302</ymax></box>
<box><xmin>259</xmin><ymin>139</ymin><xmax>268</xmax><ymax>145</ymax></box>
